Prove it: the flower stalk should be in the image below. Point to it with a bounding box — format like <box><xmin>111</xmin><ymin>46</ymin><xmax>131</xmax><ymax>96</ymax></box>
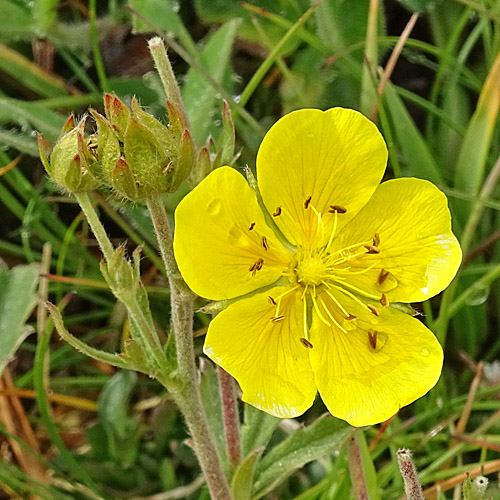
<box><xmin>347</xmin><ymin>433</ymin><xmax>369</xmax><ymax>500</ymax></box>
<box><xmin>146</xmin><ymin>195</ymin><xmax>232</xmax><ymax>500</ymax></box>
<box><xmin>396</xmin><ymin>448</ymin><xmax>424</xmax><ymax>500</ymax></box>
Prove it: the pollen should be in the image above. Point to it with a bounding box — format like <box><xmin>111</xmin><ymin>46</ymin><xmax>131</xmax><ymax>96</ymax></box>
<box><xmin>261</xmin><ymin>236</ymin><xmax>269</xmax><ymax>250</ymax></box>
<box><xmin>248</xmin><ymin>222</ymin><xmax>256</xmax><ymax>230</ymax></box>
<box><xmin>328</xmin><ymin>205</ymin><xmax>347</xmax><ymax>214</ymax></box>
<box><xmin>249</xmin><ymin>258</ymin><xmax>264</xmax><ymax>276</ymax></box>
<box><xmin>273</xmin><ymin>206</ymin><xmax>282</xmax><ymax>217</ymax></box>
<box><xmin>300</xmin><ymin>337</ymin><xmax>313</xmax><ymax>348</ymax></box>
<box><xmin>304</xmin><ymin>195</ymin><xmax>312</xmax><ymax>209</ymax></box>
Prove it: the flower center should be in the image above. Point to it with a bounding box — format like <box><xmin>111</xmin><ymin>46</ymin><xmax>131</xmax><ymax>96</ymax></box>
<box><xmin>295</xmin><ymin>253</ymin><xmax>329</xmax><ymax>286</ymax></box>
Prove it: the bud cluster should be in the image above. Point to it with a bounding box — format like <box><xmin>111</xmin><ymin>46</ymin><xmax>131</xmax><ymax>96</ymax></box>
<box><xmin>38</xmin><ymin>94</ymin><xmax>195</xmax><ymax>201</ymax></box>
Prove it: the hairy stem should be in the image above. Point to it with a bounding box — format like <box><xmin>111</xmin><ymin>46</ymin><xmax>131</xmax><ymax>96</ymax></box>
<box><xmin>75</xmin><ymin>193</ymin><xmax>114</xmax><ymax>262</ymax></box>
<box><xmin>218</xmin><ymin>366</ymin><xmax>241</xmax><ymax>468</ymax></box>
<box><xmin>148</xmin><ymin>37</ymin><xmax>191</xmax><ymax>132</ymax></box>
<box><xmin>147</xmin><ymin>195</ymin><xmax>232</xmax><ymax>500</ymax></box>
<box><xmin>347</xmin><ymin>433</ymin><xmax>369</xmax><ymax>500</ymax></box>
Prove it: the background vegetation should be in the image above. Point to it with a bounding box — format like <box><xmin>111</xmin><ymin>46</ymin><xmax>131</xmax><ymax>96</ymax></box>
<box><xmin>0</xmin><ymin>0</ymin><xmax>500</xmax><ymax>498</ymax></box>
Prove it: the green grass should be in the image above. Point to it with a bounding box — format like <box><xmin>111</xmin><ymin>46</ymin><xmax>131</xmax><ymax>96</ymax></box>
<box><xmin>1</xmin><ymin>0</ymin><xmax>500</xmax><ymax>498</ymax></box>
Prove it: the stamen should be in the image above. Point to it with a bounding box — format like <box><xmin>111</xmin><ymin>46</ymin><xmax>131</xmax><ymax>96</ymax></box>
<box><xmin>323</xmin><ymin>288</ymin><xmax>350</xmax><ymax>317</ymax></box>
<box><xmin>329</xmin><ymin>263</ymin><xmax>376</xmax><ymax>275</ymax></box>
<box><xmin>270</xmin><ymin>315</ymin><xmax>285</xmax><ymax>322</ymax></box>
<box><xmin>308</xmin><ymin>204</ymin><xmax>325</xmax><ymax>242</ymax></box>
<box><xmin>311</xmin><ymin>293</ymin><xmax>331</xmax><ymax>327</ymax></box>
<box><xmin>368</xmin><ymin>330</ymin><xmax>378</xmax><ymax>350</ymax></box>
<box><xmin>373</xmin><ymin>233</ymin><xmax>380</xmax><ymax>247</ymax></box>
<box><xmin>304</xmin><ymin>195</ymin><xmax>312</xmax><ymax>209</ymax></box>
<box><xmin>248</xmin><ymin>222</ymin><xmax>256</xmax><ymax>230</ymax></box>
<box><xmin>330</xmin><ymin>278</ymin><xmax>381</xmax><ymax>300</ymax></box>
<box><xmin>319</xmin><ymin>296</ymin><xmax>347</xmax><ymax>334</ymax></box>
<box><xmin>326</xmin><ymin>209</ymin><xmax>338</xmax><ymax>250</ymax></box>
<box><xmin>261</xmin><ymin>236</ymin><xmax>269</xmax><ymax>250</ymax></box>
<box><xmin>249</xmin><ymin>257</ymin><xmax>264</xmax><ymax>276</ymax></box>
<box><xmin>273</xmin><ymin>206</ymin><xmax>282</xmax><ymax>217</ymax></box>
<box><xmin>268</xmin><ymin>296</ymin><xmax>277</xmax><ymax>306</ymax></box>
<box><xmin>330</xmin><ymin>283</ymin><xmax>376</xmax><ymax>313</ymax></box>
<box><xmin>364</xmin><ymin>244</ymin><xmax>380</xmax><ymax>254</ymax></box>
<box><xmin>367</xmin><ymin>304</ymin><xmax>380</xmax><ymax>316</ymax></box>
<box><xmin>345</xmin><ymin>314</ymin><xmax>357</xmax><ymax>321</ymax></box>
<box><xmin>300</xmin><ymin>337</ymin><xmax>313</xmax><ymax>348</ymax></box>
<box><xmin>303</xmin><ymin>295</ymin><xmax>309</xmax><ymax>341</ymax></box>
<box><xmin>328</xmin><ymin>205</ymin><xmax>347</xmax><ymax>214</ymax></box>
<box><xmin>380</xmin><ymin>294</ymin><xmax>389</xmax><ymax>307</ymax></box>
<box><xmin>378</xmin><ymin>268</ymin><xmax>390</xmax><ymax>285</ymax></box>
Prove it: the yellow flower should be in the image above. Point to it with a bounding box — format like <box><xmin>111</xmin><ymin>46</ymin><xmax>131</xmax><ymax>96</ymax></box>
<box><xmin>174</xmin><ymin>108</ymin><xmax>461</xmax><ymax>426</ymax></box>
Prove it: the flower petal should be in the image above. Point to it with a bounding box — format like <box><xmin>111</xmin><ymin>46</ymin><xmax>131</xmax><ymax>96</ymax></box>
<box><xmin>309</xmin><ymin>293</ymin><xmax>443</xmax><ymax>426</ymax></box>
<box><xmin>174</xmin><ymin>167</ymin><xmax>290</xmax><ymax>300</ymax></box>
<box><xmin>330</xmin><ymin>178</ymin><xmax>461</xmax><ymax>302</ymax></box>
<box><xmin>204</xmin><ymin>286</ymin><xmax>316</xmax><ymax>418</ymax></box>
<box><xmin>257</xmin><ymin>108</ymin><xmax>387</xmax><ymax>248</ymax></box>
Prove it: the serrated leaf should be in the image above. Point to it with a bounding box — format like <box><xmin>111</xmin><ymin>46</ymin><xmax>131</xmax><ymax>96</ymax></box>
<box><xmin>231</xmin><ymin>447</ymin><xmax>264</xmax><ymax>500</ymax></box>
<box><xmin>182</xmin><ymin>19</ymin><xmax>240</xmax><ymax>146</ymax></box>
<box><xmin>0</xmin><ymin>264</ymin><xmax>39</xmax><ymax>376</ymax></box>
<box><xmin>252</xmin><ymin>415</ymin><xmax>353</xmax><ymax>497</ymax></box>
<box><xmin>241</xmin><ymin>403</ymin><xmax>280</xmax><ymax>459</ymax></box>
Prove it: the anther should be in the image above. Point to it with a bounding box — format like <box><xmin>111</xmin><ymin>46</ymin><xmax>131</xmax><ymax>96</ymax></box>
<box><xmin>268</xmin><ymin>296</ymin><xmax>277</xmax><ymax>306</ymax></box>
<box><xmin>368</xmin><ymin>330</ymin><xmax>378</xmax><ymax>350</ymax></box>
<box><xmin>364</xmin><ymin>244</ymin><xmax>380</xmax><ymax>254</ymax></box>
<box><xmin>380</xmin><ymin>294</ymin><xmax>389</xmax><ymax>307</ymax></box>
<box><xmin>270</xmin><ymin>315</ymin><xmax>285</xmax><ymax>322</ymax></box>
<box><xmin>261</xmin><ymin>236</ymin><xmax>269</xmax><ymax>250</ymax></box>
<box><xmin>249</xmin><ymin>258</ymin><xmax>264</xmax><ymax>276</ymax></box>
<box><xmin>328</xmin><ymin>205</ymin><xmax>347</xmax><ymax>214</ymax></box>
<box><xmin>273</xmin><ymin>206</ymin><xmax>282</xmax><ymax>217</ymax></box>
<box><xmin>345</xmin><ymin>314</ymin><xmax>357</xmax><ymax>321</ymax></box>
<box><xmin>300</xmin><ymin>338</ymin><xmax>313</xmax><ymax>348</ymax></box>
<box><xmin>373</xmin><ymin>233</ymin><xmax>380</xmax><ymax>247</ymax></box>
<box><xmin>248</xmin><ymin>222</ymin><xmax>256</xmax><ymax>230</ymax></box>
<box><xmin>304</xmin><ymin>195</ymin><xmax>312</xmax><ymax>209</ymax></box>
<box><xmin>367</xmin><ymin>304</ymin><xmax>380</xmax><ymax>316</ymax></box>
<box><xmin>378</xmin><ymin>268</ymin><xmax>390</xmax><ymax>285</ymax></box>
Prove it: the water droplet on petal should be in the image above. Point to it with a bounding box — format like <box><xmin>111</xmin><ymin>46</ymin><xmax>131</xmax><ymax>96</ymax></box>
<box><xmin>367</xmin><ymin>330</ymin><xmax>387</xmax><ymax>353</ymax></box>
<box><xmin>342</xmin><ymin>318</ymin><xmax>357</xmax><ymax>331</ymax></box>
<box><xmin>207</xmin><ymin>199</ymin><xmax>222</xmax><ymax>215</ymax></box>
<box><xmin>377</xmin><ymin>271</ymin><xmax>398</xmax><ymax>293</ymax></box>
<box><xmin>370</xmin><ymin>318</ymin><xmax>378</xmax><ymax>325</ymax></box>
<box><xmin>421</xmin><ymin>348</ymin><xmax>430</xmax><ymax>357</ymax></box>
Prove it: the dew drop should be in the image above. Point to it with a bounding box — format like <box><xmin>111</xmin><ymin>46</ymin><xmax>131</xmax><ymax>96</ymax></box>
<box><xmin>370</xmin><ymin>318</ymin><xmax>378</xmax><ymax>325</ymax></box>
<box><xmin>342</xmin><ymin>319</ymin><xmax>357</xmax><ymax>331</ymax></box>
<box><xmin>416</xmin><ymin>232</ymin><xmax>426</xmax><ymax>240</ymax></box>
<box><xmin>465</xmin><ymin>283</ymin><xmax>490</xmax><ymax>307</ymax></box>
<box><xmin>228</xmin><ymin>225</ymin><xmax>250</xmax><ymax>248</ymax></box>
<box><xmin>421</xmin><ymin>348</ymin><xmax>430</xmax><ymax>357</ymax></box>
<box><xmin>367</xmin><ymin>331</ymin><xmax>387</xmax><ymax>353</ymax></box>
<box><xmin>340</xmin><ymin>249</ymin><xmax>351</xmax><ymax>260</ymax></box>
<box><xmin>207</xmin><ymin>199</ymin><xmax>222</xmax><ymax>215</ymax></box>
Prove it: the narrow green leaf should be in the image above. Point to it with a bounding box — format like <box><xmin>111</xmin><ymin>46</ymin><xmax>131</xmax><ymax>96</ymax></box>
<box><xmin>253</xmin><ymin>415</ymin><xmax>353</xmax><ymax>497</ymax></box>
<box><xmin>231</xmin><ymin>447</ymin><xmax>264</xmax><ymax>500</ymax></box>
<box><xmin>455</xmin><ymin>51</ymin><xmax>500</xmax><ymax>195</ymax></box>
<box><xmin>182</xmin><ymin>19</ymin><xmax>240</xmax><ymax>146</ymax></box>
<box><xmin>0</xmin><ymin>43</ymin><xmax>67</xmax><ymax>97</ymax></box>
<box><xmin>0</xmin><ymin>264</ymin><xmax>39</xmax><ymax>376</ymax></box>
<box><xmin>200</xmin><ymin>361</ymin><xmax>230</xmax><ymax>475</ymax></box>
<box><xmin>47</xmin><ymin>302</ymin><xmax>132</xmax><ymax>370</ymax></box>
<box><xmin>357</xmin><ymin>430</ymin><xmax>381</xmax><ymax>500</ymax></box>
<box><xmin>241</xmin><ymin>403</ymin><xmax>280</xmax><ymax>459</ymax></box>
<box><xmin>383</xmin><ymin>81</ymin><xmax>444</xmax><ymax>184</ymax></box>
<box><xmin>0</xmin><ymin>129</ymin><xmax>39</xmax><ymax>156</ymax></box>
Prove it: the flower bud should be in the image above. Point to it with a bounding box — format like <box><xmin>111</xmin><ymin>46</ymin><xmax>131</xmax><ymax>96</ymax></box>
<box><xmin>100</xmin><ymin>246</ymin><xmax>141</xmax><ymax>301</ymax></box>
<box><xmin>38</xmin><ymin>116</ymin><xmax>99</xmax><ymax>193</ymax></box>
<box><xmin>90</xmin><ymin>94</ymin><xmax>194</xmax><ymax>201</ymax></box>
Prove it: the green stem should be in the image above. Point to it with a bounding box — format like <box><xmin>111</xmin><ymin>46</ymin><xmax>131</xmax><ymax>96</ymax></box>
<box><xmin>74</xmin><ymin>192</ymin><xmax>114</xmax><ymax>262</ymax></box>
<box><xmin>88</xmin><ymin>0</ymin><xmax>110</xmax><ymax>93</ymax></box>
<box><xmin>148</xmin><ymin>37</ymin><xmax>191</xmax><ymax>132</ymax></box>
<box><xmin>146</xmin><ymin>195</ymin><xmax>232</xmax><ymax>500</ymax></box>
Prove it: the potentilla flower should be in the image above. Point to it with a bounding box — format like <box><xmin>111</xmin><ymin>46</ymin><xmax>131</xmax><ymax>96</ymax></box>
<box><xmin>173</xmin><ymin>108</ymin><xmax>461</xmax><ymax>426</ymax></box>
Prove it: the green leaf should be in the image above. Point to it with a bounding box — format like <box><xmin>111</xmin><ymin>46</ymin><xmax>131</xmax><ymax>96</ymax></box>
<box><xmin>231</xmin><ymin>447</ymin><xmax>264</xmax><ymax>500</ymax></box>
<box><xmin>0</xmin><ymin>1</ymin><xmax>35</xmax><ymax>41</ymax></box>
<box><xmin>252</xmin><ymin>415</ymin><xmax>353</xmax><ymax>498</ymax></box>
<box><xmin>0</xmin><ymin>44</ymin><xmax>67</xmax><ymax>97</ymax></box>
<box><xmin>182</xmin><ymin>19</ymin><xmax>240</xmax><ymax>146</ymax></box>
<box><xmin>241</xmin><ymin>403</ymin><xmax>280</xmax><ymax>459</ymax></box>
<box><xmin>199</xmin><ymin>361</ymin><xmax>230</xmax><ymax>476</ymax></box>
<box><xmin>0</xmin><ymin>98</ymin><xmax>66</xmax><ymax>142</ymax></box>
<box><xmin>98</xmin><ymin>371</ymin><xmax>140</xmax><ymax>465</ymax></box>
<box><xmin>0</xmin><ymin>264</ymin><xmax>39</xmax><ymax>377</ymax></box>
<box><xmin>383</xmin><ymin>81</ymin><xmax>444</xmax><ymax>184</ymax></box>
<box><xmin>0</xmin><ymin>128</ymin><xmax>39</xmax><ymax>156</ymax></box>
